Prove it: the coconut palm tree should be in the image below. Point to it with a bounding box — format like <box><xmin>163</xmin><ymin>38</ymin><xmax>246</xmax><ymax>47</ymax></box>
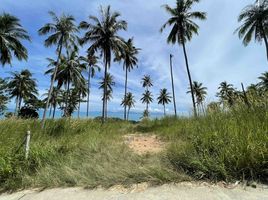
<box><xmin>99</xmin><ymin>73</ymin><xmax>115</xmax><ymax>119</ymax></box>
<box><xmin>39</xmin><ymin>11</ymin><xmax>78</xmax><ymax>127</ymax></box>
<box><xmin>7</xmin><ymin>69</ymin><xmax>38</xmax><ymax>114</ymax></box>
<box><xmin>258</xmin><ymin>71</ymin><xmax>268</xmax><ymax>91</ymax></box>
<box><xmin>75</xmin><ymin>78</ymin><xmax>88</xmax><ymax>118</ymax></box>
<box><xmin>161</xmin><ymin>0</ymin><xmax>207</xmax><ymax>117</ymax></box>
<box><xmin>187</xmin><ymin>81</ymin><xmax>207</xmax><ymax>114</ymax></box>
<box><xmin>57</xmin><ymin>49</ymin><xmax>86</xmax><ymax>115</ymax></box>
<box><xmin>169</xmin><ymin>54</ymin><xmax>177</xmax><ymax>117</ymax></box>
<box><xmin>0</xmin><ymin>13</ymin><xmax>30</xmax><ymax>66</ymax></box>
<box><xmin>236</xmin><ymin>0</ymin><xmax>268</xmax><ymax>61</ymax></box>
<box><xmin>115</xmin><ymin>38</ymin><xmax>139</xmax><ymax>120</ymax></box>
<box><xmin>79</xmin><ymin>6</ymin><xmax>127</xmax><ymax>123</ymax></box>
<box><xmin>42</xmin><ymin>87</ymin><xmax>60</xmax><ymax>119</ymax></box>
<box><xmin>141</xmin><ymin>90</ymin><xmax>153</xmax><ymax>115</ymax></box>
<box><xmin>0</xmin><ymin>78</ymin><xmax>8</xmax><ymax>115</ymax></box>
<box><xmin>121</xmin><ymin>92</ymin><xmax>135</xmax><ymax>120</ymax></box>
<box><xmin>141</xmin><ymin>75</ymin><xmax>153</xmax><ymax>91</ymax></box>
<box><xmin>79</xmin><ymin>54</ymin><xmax>101</xmax><ymax>117</ymax></box>
<box><xmin>157</xmin><ymin>88</ymin><xmax>172</xmax><ymax>116</ymax></box>
<box><xmin>217</xmin><ymin>81</ymin><xmax>235</xmax><ymax>107</ymax></box>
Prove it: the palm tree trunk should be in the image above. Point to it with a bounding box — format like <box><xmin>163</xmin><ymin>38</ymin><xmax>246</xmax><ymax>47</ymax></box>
<box><xmin>41</xmin><ymin>37</ymin><xmax>63</xmax><ymax>129</ymax></box>
<box><xmin>18</xmin><ymin>96</ymin><xmax>22</xmax><ymax>111</ymax></box>
<box><xmin>52</xmin><ymin>105</ymin><xmax>56</xmax><ymax>119</ymax></box>
<box><xmin>15</xmin><ymin>96</ymin><xmax>19</xmax><ymax>115</ymax></box>
<box><xmin>78</xmin><ymin>94</ymin><xmax>81</xmax><ymax>119</ymax></box>
<box><xmin>87</xmin><ymin>67</ymin><xmax>91</xmax><ymax>117</ymax></box>
<box><xmin>102</xmin><ymin>60</ymin><xmax>108</xmax><ymax>123</ymax></box>
<box><xmin>170</xmin><ymin>54</ymin><xmax>177</xmax><ymax>117</ymax></box>
<box><xmin>124</xmin><ymin>68</ymin><xmax>128</xmax><ymax>120</ymax></box>
<box><xmin>65</xmin><ymin>80</ymin><xmax>70</xmax><ymax>117</ymax></box>
<box><xmin>182</xmin><ymin>42</ymin><xmax>197</xmax><ymax>117</ymax></box>
<box><xmin>163</xmin><ymin>104</ymin><xmax>166</xmax><ymax>116</ymax></box>
<box><xmin>49</xmin><ymin>105</ymin><xmax>52</xmax><ymax>117</ymax></box>
<box><xmin>127</xmin><ymin>107</ymin><xmax>130</xmax><ymax>121</ymax></box>
<box><xmin>261</xmin><ymin>25</ymin><xmax>268</xmax><ymax>62</ymax></box>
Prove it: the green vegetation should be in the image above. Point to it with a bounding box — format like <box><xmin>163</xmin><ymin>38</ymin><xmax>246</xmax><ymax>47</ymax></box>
<box><xmin>0</xmin><ymin>100</ymin><xmax>267</xmax><ymax>190</ymax></box>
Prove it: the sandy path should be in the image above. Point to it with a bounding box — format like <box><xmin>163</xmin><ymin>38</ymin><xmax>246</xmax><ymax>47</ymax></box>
<box><xmin>1</xmin><ymin>183</ymin><xmax>267</xmax><ymax>200</ymax></box>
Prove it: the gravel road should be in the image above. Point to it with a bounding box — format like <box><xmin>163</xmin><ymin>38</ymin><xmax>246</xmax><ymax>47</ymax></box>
<box><xmin>0</xmin><ymin>182</ymin><xmax>267</xmax><ymax>200</ymax></box>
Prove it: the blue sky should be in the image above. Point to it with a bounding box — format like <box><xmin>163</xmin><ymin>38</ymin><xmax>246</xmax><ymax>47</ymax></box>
<box><xmin>1</xmin><ymin>0</ymin><xmax>267</xmax><ymax>114</ymax></box>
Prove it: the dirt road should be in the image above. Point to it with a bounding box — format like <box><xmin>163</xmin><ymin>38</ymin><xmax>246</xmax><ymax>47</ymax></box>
<box><xmin>1</xmin><ymin>183</ymin><xmax>267</xmax><ymax>200</ymax></box>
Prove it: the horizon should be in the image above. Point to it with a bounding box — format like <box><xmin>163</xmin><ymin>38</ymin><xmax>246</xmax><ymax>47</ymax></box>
<box><xmin>1</xmin><ymin>0</ymin><xmax>267</xmax><ymax>115</ymax></box>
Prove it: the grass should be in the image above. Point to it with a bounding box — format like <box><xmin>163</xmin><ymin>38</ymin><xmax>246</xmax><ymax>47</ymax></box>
<box><xmin>0</xmin><ymin>106</ymin><xmax>267</xmax><ymax>191</ymax></box>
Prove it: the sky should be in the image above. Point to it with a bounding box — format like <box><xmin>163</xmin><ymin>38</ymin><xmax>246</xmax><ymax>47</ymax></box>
<box><xmin>0</xmin><ymin>0</ymin><xmax>267</xmax><ymax>115</ymax></box>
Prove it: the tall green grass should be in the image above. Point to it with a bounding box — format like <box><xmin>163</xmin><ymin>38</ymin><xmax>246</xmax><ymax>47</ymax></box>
<box><xmin>0</xmin><ymin>106</ymin><xmax>267</xmax><ymax>191</ymax></box>
<box><xmin>0</xmin><ymin>119</ymin><xmax>186</xmax><ymax>191</ymax></box>
<box><xmin>137</xmin><ymin>106</ymin><xmax>268</xmax><ymax>182</ymax></box>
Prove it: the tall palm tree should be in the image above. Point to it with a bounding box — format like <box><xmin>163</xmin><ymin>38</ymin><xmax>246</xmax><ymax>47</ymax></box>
<box><xmin>217</xmin><ymin>81</ymin><xmax>235</xmax><ymax>107</ymax></box>
<box><xmin>99</xmin><ymin>73</ymin><xmax>115</xmax><ymax>119</ymax></box>
<box><xmin>258</xmin><ymin>71</ymin><xmax>268</xmax><ymax>91</ymax></box>
<box><xmin>161</xmin><ymin>0</ymin><xmax>207</xmax><ymax>117</ymax></box>
<box><xmin>121</xmin><ymin>92</ymin><xmax>135</xmax><ymax>120</ymax></box>
<box><xmin>39</xmin><ymin>11</ymin><xmax>78</xmax><ymax>127</ymax></box>
<box><xmin>79</xmin><ymin>54</ymin><xmax>101</xmax><ymax>117</ymax></box>
<box><xmin>141</xmin><ymin>75</ymin><xmax>153</xmax><ymax>91</ymax></box>
<box><xmin>7</xmin><ymin>69</ymin><xmax>38</xmax><ymax>114</ymax></box>
<box><xmin>79</xmin><ymin>6</ymin><xmax>127</xmax><ymax>123</ymax></box>
<box><xmin>157</xmin><ymin>88</ymin><xmax>172</xmax><ymax>116</ymax></box>
<box><xmin>141</xmin><ymin>90</ymin><xmax>153</xmax><ymax>115</ymax></box>
<box><xmin>0</xmin><ymin>13</ymin><xmax>30</xmax><ymax>66</ymax></box>
<box><xmin>236</xmin><ymin>0</ymin><xmax>268</xmax><ymax>61</ymax></box>
<box><xmin>169</xmin><ymin>54</ymin><xmax>177</xmax><ymax>117</ymax></box>
<box><xmin>115</xmin><ymin>38</ymin><xmax>139</xmax><ymax>120</ymax></box>
<box><xmin>187</xmin><ymin>81</ymin><xmax>207</xmax><ymax>114</ymax></box>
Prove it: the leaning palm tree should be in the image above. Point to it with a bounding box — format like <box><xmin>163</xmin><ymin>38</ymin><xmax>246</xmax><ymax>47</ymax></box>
<box><xmin>0</xmin><ymin>13</ymin><xmax>30</xmax><ymax>66</ymax></box>
<box><xmin>187</xmin><ymin>81</ymin><xmax>207</xmax><ymax>114</ymax></box>
<box><xmin>236</xmin><ymin>0</ymin><xmax>268</xmax><ymax>61</ymax></box>
<box><xmin>161</xmin><ymin>0</ymin><xmax>207</xmax><ymax>117</ymax></box>
<box><xmin>79</xmin><ymin>54</ymin><xmax>101</xmax><ymax>117</ymax></box>
<box><xmin>115</xmin><ymin>38</ymin><xmax>139</xmax><ymax>120</ymax></box>
<box><xmin>7</xmin><ymin>69</ymin><xmax>38</xmax><ymax>114</ymax></box>
<box><xmin>157</xmin><ymin>88</ymin><xmax>172</xmax><ymax>116</ymax></box>
<box><xmin>141</xmin><ymin>90</ymin><xmax>153</xmax><ymax>115</ymax></box>
<box><xmin>39</xmin><ymin>11</ymin><xmax>78</xmax><ymax>127</ymax></box>
<box><xmin>79</xmin><ymin>6</ymin><xmax>127</xmax><ymax>123</ymax></box>
<box><xmin>121</xmin><ymin>92</ymin><xmax>135</xmax><ymax>120</ymax></box>
<box><xmin>99</xmin><ymin>73</ymin><xmax>115</xmax><ymax>119</ymax></box>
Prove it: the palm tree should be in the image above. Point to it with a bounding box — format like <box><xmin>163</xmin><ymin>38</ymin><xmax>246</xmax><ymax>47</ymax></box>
<box><xmin>157</xmin><ymin>88</ymin><xmax>172</xmax><ymax>116</ymax></box>
<box><xmin>99</xmin><ymin>73</ymin><xmax>115</xmax><ymax>119</ymax></box>
<box><xmin>161</xmin><ymin>0</ymin><xmax>207</xmax><ymax>117</ymax></box>
<box><xmin>217</xmin><ymin>81</ymin><xmax>235</xmax><ymax>107</ymax></box>
<box><xmin>7</xmin><ymin>69</ymin><xmax>38</xmax><ymax>114</ymax></box>
<box><xmin>141</xmin><ymin>75</ymin><xmax>153</xmax><ymax>91</ymax></box>
<box><xmin>169</xmin><ymin>54</ymin><xmax>177</xmax><ymax>117</ymax></box>
<box><xmin>0</xmin><ymin>13</ymin><xmax>30</xmax><ymax>66</ymax></box>
<box><xmin>258</xmin><ymin>71</ymin><xmax>268</xmax><ymax>91</ymax></box>
<box><xmin>79</xmin><ymin>54</ymin><xmax>101</xmax><ymax>117</ymax></box>
<box><xmin>75</xmin><ymin>78</ymin><xmax>88</xmax><ymax>118</ymax></box>
<box><xmin>57</xmin><ymin>49</ymin><xmax>86</xmax><ymax>116</ymax></box>
<box><xmin>115</xmin><ymin>38</ymin><xmax>139</xmax><ymax>120</ymax></box>
<box><xmin>121</xmin><ymin>92</ymin><xmax>135</xmax><ymax>120</ymax></box>
<box><xmin>141</xmin><ymin>90</ymin><xmax>153</xmax><ymax>115</ymax></box>
<box><xmin>236</xmin><ymin>0</ymin><xmax>268</xmax><ymax>61</ymax></box>
<box><xmin>187</xmin><ymin>81</ymin><xmax>207</xmax><ymax>114</ymax></box>
<box><xmin>39</xmin><ymin>11</ymin><xmax>78</xmax><ymax>127</ymax></box>
<box><xmin>0</xmin><ymin>78</ymin><xmax>8</xmax><ymax>115</ymax></box>
<box><xmin>79</xmin><ymin>6</ymin><xmax>127</xmax><ymax>123</ymax></box>
<box><xmin>42</xmin><ymin>87</ymin><xmax>60</xmax><ymax>119</ymax></box>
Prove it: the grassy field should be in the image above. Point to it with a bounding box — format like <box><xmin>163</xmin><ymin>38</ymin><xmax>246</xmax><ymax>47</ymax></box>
<box><xmin>0</xmin><ymin>107</ymin><xmax>267</xmax><ymax>191</ymax></box>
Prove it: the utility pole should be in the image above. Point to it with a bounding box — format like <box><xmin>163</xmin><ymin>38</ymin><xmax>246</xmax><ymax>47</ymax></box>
<box><xmin>170</xmin><ymin>54</ymin><xmax>177</xmax><ymax>117</ymax></box>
